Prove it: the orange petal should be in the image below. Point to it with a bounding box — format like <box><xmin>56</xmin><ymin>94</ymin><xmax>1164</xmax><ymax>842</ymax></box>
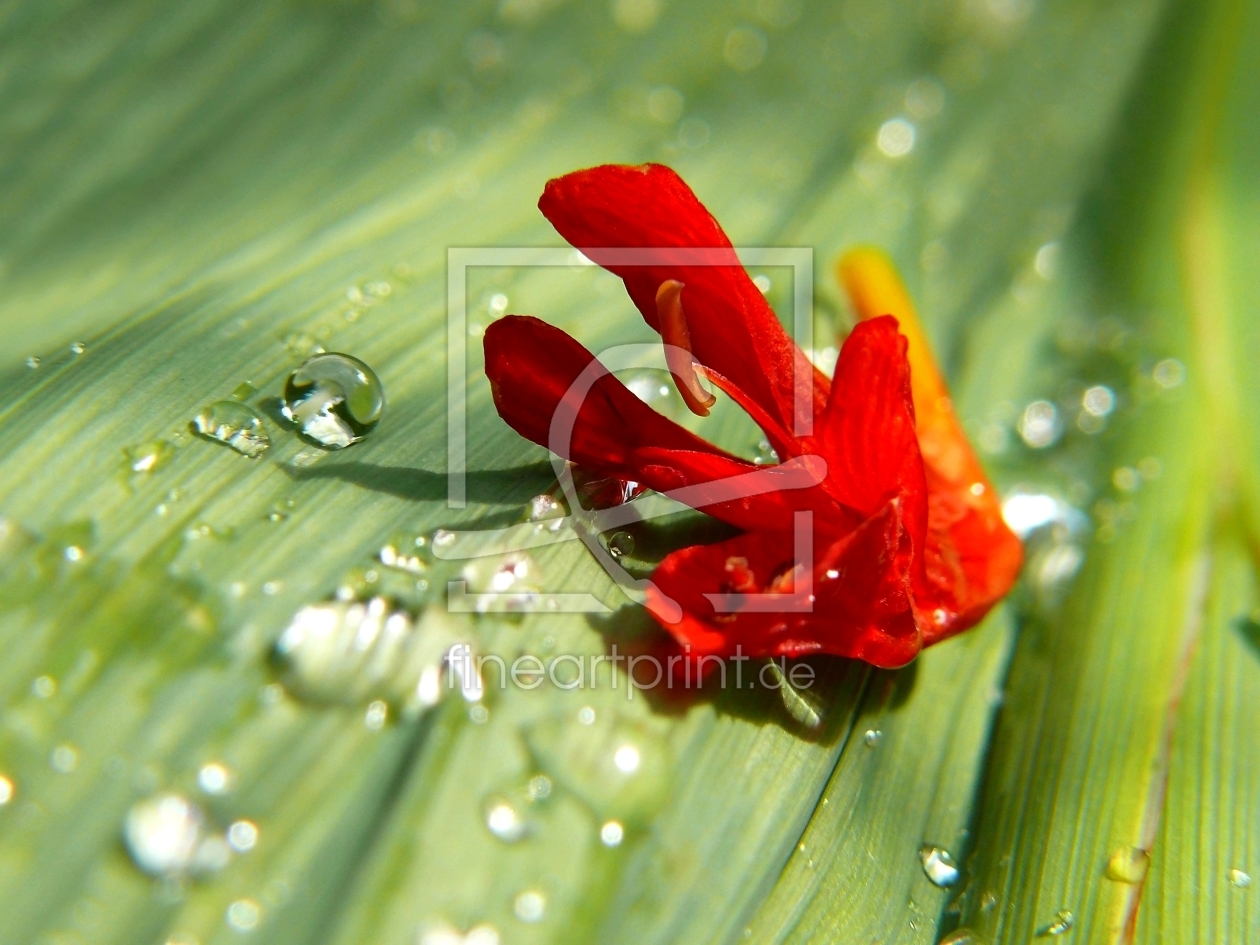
<box><xmin>836</xmin><ymin>247</ymin><xmax>1023</xmax><ymax>643</ymax></box>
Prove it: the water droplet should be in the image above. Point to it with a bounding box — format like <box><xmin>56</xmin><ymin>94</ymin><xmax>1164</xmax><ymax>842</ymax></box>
<box><xmin>51</xmin><ymin>744</ymin><xmax>79</xmax><ymax>773</ymax></box>
<box><xmin>1152</xmin><ymin>358</ymin><xmax>1185</xmax><ymax>388</ymax></box>
<box><xmin>614</xmin><ymin>744</ymin><xmax>641</xmax><ymax>773</ymax></box>
<box><xmin>513</xmin><ymin>889</ymin><xmax>546</xmax><ymax>923</ymax></box>
<box><xmin>877</xmin><ymin>117</ymin><xmax>916</xmax><ymax>157</ymax></box>
<box><xmin>70</xmin><ymin>341</ymin><xmax>86</xmax><ymax>355</ymax></box>
<box><xmin>64</xmin><ymin>544</ymin><xmax>85</xmax><ymax>562</ymax></box>
<box><xmin>919</xmin><ymin>844</ymin><xmax>960</xmax><ymax>887</ymax></box>
<box><xmin>0</xmin><ymin>774</ymin><xmax>14</xmax><ymax>805</ymax></box>
<box><xmin>365</xmin><ymin>699</ymin><xmax>389</xmax><ymax>730</ymax></box>
<box><xmin>31</xmin><ymin>674</ymin><xmax>57</xmax><ymax>698</ymax></box>
<box><xmin>469</xmin><ymin>704</ymin><xmax>490</xmax><ymax>724</ymax></box>
<box><xmin>25</xmin><ymin>356</ymin><xmax>40</xmax><ymax>369</ymax></box>
<box><xmin>484</xmin><ymin>797</ymin><xmax>529</xmax><ymax>842</ymax></box>
<box><xmin>1082</xmin><ymin>385</ymin><xmax>1115</xmax><ymax>417</ymax></box>
<box><xmin>226</xmin><ymin>898</ymin><xmax>262</xmax><ymax>932</ymax></box>
<box><xmin>459</xmin><ymin>553</ymin><xmax>543</xmax><ymax>613</ymax></box>
<box><xmin>753</xmin><ymin>438</ymin><xmax>780</xmax><ymax>465</ymax></box>
<box><xmin>379</xmin><ymin>541</ymin><xmax>428</xmax><ymax>575</ymax></box>
<box><xmin>489</xmin><ymin>293</ymin><xmax>509</xmax><ymax>316</ymax></box>
<box><xmin>124</xmin><ymin>440</ymin><xmax>176</xmax><ymax>474</ymax></box>
<box><xmin>1228</xmin><ymin>868</ymin><xmax>1252</xmax><ymax>888</ymax></box>
<box><xmin>125</xmin><ymin>794</ymin><xmax>228</xmax><ymax>877</ymax></box>
<box><xmin>578</xmin><ymin>706</ymin><xmax>596</xmax><ymax>725</ymax></box>
<box><xmin>198</xmin><ymin>763</ymin><xmax>232</xmax><ymax>795</ymax></box>
<box><xmin>600</xmin><ymin>820</ymin><xmax>624</xmax><ymax>847</ymax></box>
<box><xmin>940</xmin><ymin>930</ymin><xmax>986</xmax><ymax>945</ymax></box>
<box><xmin>1018</xmin><ymin>401</ymin><xmax>1062</xmax><ymax>449</ymax></box>
<box><xmin>527</xmin><ymin>494</ymin><xmax>564</xmax><ymax>522</ymax></box>
<box><xmin>1037</xmin><ymin>910</ymin><xmax>1074</xmax><ymax>936</ymax></box>
<box><xmin>227</xmin><ymin>819</ymin><xmax>259</xmax><ymax>852</ymax></box>
<box><xmin>607</xmin><ymin>531</ymin><xmax>635</xmax><ymax>559</ymax></box>
<box><xmin>863</xmin><ymin>729</ymin><xmax>882</xmax><ymax>747</ymax></box>
<box><xmin>192</xmin><ymin>401</ymin><xmax>270</xmax><ymax>458</ymax></box>
<box><xmin>282</xmin><ymin>352</ymin><xmax>385</xmax><ymax>449</ymax></box>
<box><xmin>526</xmin><ymin>775</ymin><xmax>552</xmax><ymax>801</ymax></box>
<box><xmin>1105</xmin><ymin>845</ymin><xmax>1150</xmax><ymax>884</ymax></box>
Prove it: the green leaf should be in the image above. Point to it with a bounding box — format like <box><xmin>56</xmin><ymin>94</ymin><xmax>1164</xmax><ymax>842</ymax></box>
<box><xmin>0</xmin><ymin>1</ymin><xmax>1255</xmax><ymax>944</ymax></box>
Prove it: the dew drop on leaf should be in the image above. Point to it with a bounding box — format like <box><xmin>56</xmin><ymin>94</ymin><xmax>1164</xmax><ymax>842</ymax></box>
<box><xmin>1037</xmin><ymin>910</ymin><xmax>1074</xmax><ymax>936</ymax></box>
<box><xmin>282</xmin><ymin>352</ymin><xmax>384</xmax><ymax>449</ymax></box>
<box><xmin>513</xmin><ymin>889</ymin><xmax>546</xmax><ymax>923</ymax></box>
<box><xmin>123</xmin><ymin>440</ymin><xmax>175</xmax><ymax>475</ymax></box>
<box><xmin>919</xmin><ymin>844</ymin><xmax>960</xmax><ymax>887</ymax></box>
<box><xmin>607</xmin><ymin>531</ymin><xmax>635</xmax><ymax>559</ymax></box>
<box><xmin>1104</xmin><ymin>845</ymin><xmax>1150</xmax><ymax>883</ymax></box>
<box><xmin>483</xmin><ymin>795</ymin><xmax>529</xmax><ymax>843</ymax></box>
<box><xmin>125</xmin><ymin>793</ymin><xmax>230</xmax><ymax>877</ymax></box>
<box><xmin>1228</xmin><ymin>868</ymin><xmax>1251</xmax><ymax>888</ymax></box>
<box><xmin>600</xmin><ymin>820</ymin><xmax>625</xmax><ymax>847</ymax></box>
<box><xmin>226</xmin><ymin>898</ymin><xmax>262</xmax><ymax>931</ymax></box>
<box><xmin>192</xmin><ymin>400</ymin><xmax>270</xmax><ymax>458</ymax></box>
<box><xmin>527</xmin><ymin>494</ymin><xmax>564</xmax><ymax>522</ymax></box>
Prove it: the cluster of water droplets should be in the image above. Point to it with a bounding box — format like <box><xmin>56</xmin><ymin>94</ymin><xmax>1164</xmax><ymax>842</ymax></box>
<box><xmin>122</xmin><ymin>792</ymin><xmax>258</xmax><ymax>880</ymax></box>
<box><xmin>273</xmin><ymin>596</ymin><xmax>481</xmax><ymax>716</ymax></box>
<box><xmin>193</xmin><ymin>400</ymin><xmax>270</xmax><ymax>458</ymax></box>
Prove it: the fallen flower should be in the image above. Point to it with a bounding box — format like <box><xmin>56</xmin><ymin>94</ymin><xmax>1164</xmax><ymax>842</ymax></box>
<box><xmin>483</xmin><ymin>163</ymin><xmax>1021</xmax><ymax>668</ymax></box>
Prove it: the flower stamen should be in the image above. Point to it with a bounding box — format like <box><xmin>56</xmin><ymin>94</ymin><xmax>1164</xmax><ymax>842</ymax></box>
<box><xmin>656</xmin><ymin>279</ymin><xmax>717</xmax><ymax>417</ymax></box>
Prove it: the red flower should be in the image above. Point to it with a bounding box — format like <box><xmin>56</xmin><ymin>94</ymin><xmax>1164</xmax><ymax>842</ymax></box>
<box><xmin>483</xmin><ymin>164</ymin><xmax>1022</xmax><ymax>669</ymax></box>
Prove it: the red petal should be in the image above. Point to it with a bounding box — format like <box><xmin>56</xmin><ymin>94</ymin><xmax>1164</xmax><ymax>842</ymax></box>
<box><xmin>818</xmin><ymin>316</ymin><xmax>928</xmax><ymax>556</ymax></box>
<box><xmin>647</xmin><ymin>499</ymin><xmax>922</xmax><ymax>670</ymax></box>
<box><xmin>539</xmin><ymin>164</ymin><xmax>828</xmax><ymax>434</ymax></box>
<box><xmin>483</xmin><ymin>316</ymin><xmax>846</xmax><ymax>532</ymax></box>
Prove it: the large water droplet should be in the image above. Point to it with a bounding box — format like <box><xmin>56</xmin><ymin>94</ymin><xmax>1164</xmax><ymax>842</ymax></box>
<box><xmin>1037</xmin><ymin>910</ymin><xmax>1074</xmax><ymax>936</ymax></box>
<box><xmin>1228</xmin><ymin>868</ymin><xmax>1252</xmax><ymax>888</ymax></box>
<box><xmin>919</xmin><ymin>844</ymin><xmax>960</xmax><ymax>887</ymax></box>
<box><xmin>124</xmin><ymin>794</ymin><xmax>229</xmax><ymax>877</ymax></box>
<box><xmin>863</xmin><ymin>729</ymin><xmax>882</xmax><ymax>747</ymax></box>
<box><xmin>193</xmin><ymin>401</ymin><xmax>270</xmax><ymax>458</ymax></box>
<box><xmin>607</xmin><ymin>531</ymin><xmax>635</xmax><ymax>560</ymax></box>
<box><xmin>282</xmin><ymin>352</ymin><xmax>384</xmax><ymax>449</ymax></box>
<box><xmin>1105</xmin><ymin>845</ymin><xmax>1150</xmax><ymax>884</ymax></box>
<box><xmin>274</xmin><ymin>598</ymin><xmax>466</xmax><ymax>713</ymax></box>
